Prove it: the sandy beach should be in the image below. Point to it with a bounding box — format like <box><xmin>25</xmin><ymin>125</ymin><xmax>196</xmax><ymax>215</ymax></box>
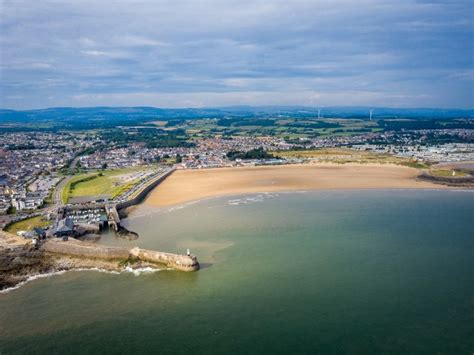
<box><xmin>144</xmin><ymin>163</ymin><xmax>447</xmax><ymax>207</ymax></box>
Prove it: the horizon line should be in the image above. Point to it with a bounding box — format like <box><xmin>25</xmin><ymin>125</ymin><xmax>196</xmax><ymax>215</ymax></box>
<box><xmin>1</xmin><ymin>105</ymin><xmax>474</xmax><ymax>112</ymax></box>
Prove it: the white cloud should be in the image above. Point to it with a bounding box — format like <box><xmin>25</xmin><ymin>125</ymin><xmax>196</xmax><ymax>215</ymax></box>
<box><xmin>119</xmin><ymin>35</ymin><xmax>168</xmax><ymax>47</ymax></box>
<box><xmin>81</xmin><ymin>50</ymin><xmax>109</xmax><ymax>57</ymax></box>
<box><xmin>79</xmin><ymin>37</ymin><xmax>96</xmax><ymax>47</ymax></box>
<box><xmin>0</xmin><ymin>0</ymin><xmax>472</xmax><ymax>108</ymax></box>
<box><xmin>30</xmin><ymin>62</ymin><xmax>52</xmax><ymax>69</ymax></box>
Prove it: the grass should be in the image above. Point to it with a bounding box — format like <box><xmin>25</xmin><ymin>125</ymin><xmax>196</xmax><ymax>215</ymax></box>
<box><xmin>158</xmin><ymin>117</ymin><xmax>381</xmax><ymax>138</ymax></box>
<box><xmin>274</xmin><ymin>148</ymin><xmax>429</xmax><ymax>167</ymax></box>
<box><xmin>400</xmin><ymin>161</ymin><xmax>430</xmax><ymax>169</ymax></box>
<box><xmin>62</xmin><ymin>173</ymin><xmax>97</xmax><ymax>203</ymax></box>
<box><xmin>62</xmin><ymin>167</ymin><xmax>149</xmax><ymax>203</ymax></box>
<box><xmin>429</xmin><ymin>169</ymin><xmax>467</xmax><ymax>177</ymax></box>
<box><xmin>6</xmin><ymin>216</ymin><xmax>52</xmax><ymax>234</ymax></box>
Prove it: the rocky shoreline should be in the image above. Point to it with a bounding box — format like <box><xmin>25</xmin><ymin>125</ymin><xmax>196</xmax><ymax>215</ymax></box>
<box><xmin>0</xmin><ymin>244</ymin><xmax>162</xmax><ymax>292</ymax></box>
<box><xmin>417</xmin><ymin>172</ymin><xmax>474</xmax><ymax>188</ymax></box>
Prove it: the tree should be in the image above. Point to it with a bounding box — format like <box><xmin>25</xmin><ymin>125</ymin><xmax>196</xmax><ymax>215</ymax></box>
<box><xmin>226</xmin><ymin>148</ymin><xmax>276</xmax><ymax>161</ymax></box>
<box><xmin>101</xmin><ymin>162</ymin><xmax>108</xmax><ymax>170</ymax></box>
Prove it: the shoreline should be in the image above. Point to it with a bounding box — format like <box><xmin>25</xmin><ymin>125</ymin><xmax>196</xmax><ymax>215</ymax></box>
<box><xmin>2</xmin><ymin>162</ymin><xmax>470</xmax><ymax>293</ymax></box>
<box><xmin>0</xmin><ymin>259</ymin><xmax>166</xmax><ymax>295</ymax></box>
<box><xmin>0</xmin><ymin>242</ymin><xmax>165</xmax><ymax>293</ymax></box>
<box><xmin>127</xmin><ymin>188</ymin><xmax>472</xmax><ymax>218</ymax></box>
<box><xmin>0</xmin><ymin>234</ymin><xmax>199</xmax><ymax>292</ymax></box>
<box><xmin>143</xmin><ymin>163</ymin><xmax>455</xmax><ymax>208</ymax></box>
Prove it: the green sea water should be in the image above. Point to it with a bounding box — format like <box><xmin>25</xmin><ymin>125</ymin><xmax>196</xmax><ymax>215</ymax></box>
<box><xmin>1</xmin><ymin>190</ymin><xmax>473</xmax><ymax>354</ymax></box>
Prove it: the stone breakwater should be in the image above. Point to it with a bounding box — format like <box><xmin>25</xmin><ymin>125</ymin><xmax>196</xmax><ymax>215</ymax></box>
<box><xmin>0</xmin><ymin>237</ymin><xmax>200</xmax><ymax>291</ymax></box>
<box><xmin>41</xmin><ymin>238</ymin><xmax>200</xmax><ymax>272</ymax></box>
<box><xmin>130</xmin><ymin>247</ymin><xmax>199</xmax><ymax>272</ymax></box>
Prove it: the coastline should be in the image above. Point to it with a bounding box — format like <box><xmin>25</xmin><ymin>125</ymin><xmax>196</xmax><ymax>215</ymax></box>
<box><xmin>143</xmin><ymin>163</ymin><xmax>452</xmax><ymax>207</ymax></box>
<box><xmin>0</xmin><ymin>231</ymin><xmax>199</xmax><ymax>292</ymax></box>
<box><xmin>0</xmin><ymin>241</ymin><xmax>165</xmax><ymax>293</ymax></box>
<box><xmin>1</xmin><ymin>162</ymin><xmax>467</xmax><ymax>292</ymax></box>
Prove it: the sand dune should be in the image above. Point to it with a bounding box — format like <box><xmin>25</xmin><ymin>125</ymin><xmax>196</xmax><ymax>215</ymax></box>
<box><xmin>144</xmin><ymin>163</ymin><xmax>447</xmax><ymax>207</ymax></box>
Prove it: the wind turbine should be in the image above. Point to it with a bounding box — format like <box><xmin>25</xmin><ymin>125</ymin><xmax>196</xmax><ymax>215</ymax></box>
<box><xmin>369</xmin><ymin>109</ymin><xmax>374</xmax><ymax>121</ymax></box>
<box><xmin>317</xmin><ymin>109</ymin><xmax>321</xmax><ymax>119</ymax></box>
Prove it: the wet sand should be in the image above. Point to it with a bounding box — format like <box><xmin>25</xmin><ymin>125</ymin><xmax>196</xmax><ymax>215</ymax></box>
<box><xmin>144</xmin><ymin>163</ymin><xmax>448</xmax><ymax>207</ymax></box>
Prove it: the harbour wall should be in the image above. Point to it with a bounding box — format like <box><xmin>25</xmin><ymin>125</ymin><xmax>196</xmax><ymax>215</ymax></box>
<box><xmin>41</xmin><ymin>238</ymin><xmax>199</xmax><ymax>272</ymax></box>
<box><xmin>116</xmin><ymin>168</ymin><xmax>176</xmax><ymax>210</ymax></box>
<box><xmin>42</xmin><ymin>238</ymin><xmax>130</xmax><ymax>260</ymax></box>
<box><xmin>130</xmin><ymin>247</ymin><xmax>199</xmax><ymax>272</ymax></box>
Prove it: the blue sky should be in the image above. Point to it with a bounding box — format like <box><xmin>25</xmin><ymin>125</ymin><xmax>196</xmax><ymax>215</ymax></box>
<box><xmin>0</xmin><ymin>0</ymin><xmax>473</xmax><ymax>109</ymax></box>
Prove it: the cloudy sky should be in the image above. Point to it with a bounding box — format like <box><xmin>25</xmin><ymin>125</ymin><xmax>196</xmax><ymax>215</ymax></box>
<box><xmin>0</xmin><ymin>0</ymin><xmax>473</xmax><ymax>109</ymax></box>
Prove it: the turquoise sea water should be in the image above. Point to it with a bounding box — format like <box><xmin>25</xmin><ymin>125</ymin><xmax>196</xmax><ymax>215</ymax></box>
<box><xmin>1</xmin><ymin>190</ymin><xmax>473</xmax><ymax>354</ymax></box>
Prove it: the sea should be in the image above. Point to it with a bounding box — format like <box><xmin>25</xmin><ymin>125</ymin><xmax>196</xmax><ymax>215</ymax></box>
<box><xmin>0</xmin><ymin>190</ymin><xmax>473</xmax><ymax>354</ymax></box>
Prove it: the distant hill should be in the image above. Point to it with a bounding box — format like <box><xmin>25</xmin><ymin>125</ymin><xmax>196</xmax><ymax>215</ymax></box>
<box><xmin>213</xmin><ymin>106</ymin><xmax>474</xmax><ymax>119</ymax></box>
<box><xmin>0</xmin><ymin>106</ymin><xmax>472</xmax><ymax>130</ymax></box>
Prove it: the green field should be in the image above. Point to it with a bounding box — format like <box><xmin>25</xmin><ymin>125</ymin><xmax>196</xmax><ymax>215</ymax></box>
<box><xmin>6</xmin><ymin>216</ymin><xmax>52</xmax><ymax>234</ymax></box>
<box><xmin>176</xmin><ymin>117</ymin><xmax>382</xmax><ymax>139</ymax></box>
<box><xmin>274</xmin><ymin>148</ymin><xmax>428</xmax><ymax>167</ymax></box>
<box><xmin>62</xmin><ymin>167</ymin><xmax>149</xmax><ymax>203</ymax></box>
<box><xmin>428</xmin><ymin>169</ymin><xmax>467</xmax><ymax>177</ymax></box>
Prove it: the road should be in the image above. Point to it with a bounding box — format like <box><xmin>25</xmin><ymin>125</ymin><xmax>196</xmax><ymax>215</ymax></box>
<box><xmin>47</xmin><ymin>156</ymin><xmax>82</xmax><ymax>212</ymax></box>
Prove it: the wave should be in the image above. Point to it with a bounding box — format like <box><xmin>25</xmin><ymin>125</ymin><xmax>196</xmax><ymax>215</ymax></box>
<box><xmin>227</xmin><ymin>192</ymin><xmax>279</xmax><ymax>206</ymax></box>
<box><xmin>0</xmin><ymin>266</ymin><xmax>167</xmax><ymax>294</ymax></box>
<box><xmin>164</xmin><ymin>199</ymin><xmax>201</xmax><ymax>213</ymax></box>
<box><xmin>0</xmin><ymin>270</ymin><xmax>68</xmax><ymax>294</ymax></box>
<box><xmin>123</xmin><ymin>266</ymin><xmax>165</xmax><ymax>275</ymax></box>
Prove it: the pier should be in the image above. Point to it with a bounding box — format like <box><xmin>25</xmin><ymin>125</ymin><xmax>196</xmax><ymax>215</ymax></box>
<box><xmin>41</xmin><ymin>238</ymin><xmax>200</xmax><ymax>272</ymax></box>
<box><xmin>105</xmin><ymin>204</ymin><xmax>120</xmax><ymax>231</ymax></box>
<box><xmin>130</xmin><ymin>247</ymin><xmax>199</xmax><ymax>272</ymax></box>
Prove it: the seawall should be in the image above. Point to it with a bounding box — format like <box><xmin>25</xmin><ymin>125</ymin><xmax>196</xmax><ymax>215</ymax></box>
<box><xmin>130</xmin><ymin>247</ymin><xmax>200</xmax><ymax>272</ymax></box>
<box><xmin>41</xmin><ymin>238</ymin><xmax>199</xmax><ymax>272</ymax></box>
<box><xmin>41</xmin><ymin>238</ymin><xmax>130</xmax><ymax>260</ymax></box>
<box><xmin>116</xmin><ymin>168</ymin><xmax>176</xmax><ymax>211</ymax></box>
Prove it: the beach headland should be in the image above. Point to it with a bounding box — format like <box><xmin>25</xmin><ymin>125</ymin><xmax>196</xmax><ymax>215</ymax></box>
<box><xmin>0</xmin><ymin>230</ymin><xmax>199</xmax><ymax>292</ymax></box>
<box><xmin>143</xmin><ymin>163</ymin><xmax>451</xmax><ymax>207</ymax></box>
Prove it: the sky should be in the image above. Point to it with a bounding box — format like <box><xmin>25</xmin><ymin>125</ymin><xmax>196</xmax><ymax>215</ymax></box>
<box><xmin>0</xmin><ymin>0</ymin><xmax>473</xmax><ymax>110</ymax></box>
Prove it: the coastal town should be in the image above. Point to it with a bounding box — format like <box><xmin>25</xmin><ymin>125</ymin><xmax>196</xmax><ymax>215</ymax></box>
<box><xmin>1</xmin><ymin>126</ymin><xmax>473</xmax><ymax>232</ymax></box>
<box><xmin>2</xmin><ymin>0</ymin><xmax>473</xmax><ymax>352</ymax></box>
<box><xmin>0</xmin><ymin>109</ymin><xmax>472</xmax><ymax>287</ymax></box>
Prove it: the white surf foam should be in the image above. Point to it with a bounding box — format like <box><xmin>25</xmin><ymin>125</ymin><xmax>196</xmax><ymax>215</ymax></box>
<box><xmin>0</xmin><ymin>266</ymin><xmax>166</xmax><ymax>294</ymax></box>
<box><xmin>123</xmin><ymin>266</ymin><xmax>163</xmax><ymax>275</ymax></box>
<box><xmin>0</xmin><ymin>270</ymin><xmax>68</xmax><ymax>294</ymax></box>
<box><xmin>226</xmin><ymin>192</ymin><xmax>279</xmax><ymax>206</ymax></box>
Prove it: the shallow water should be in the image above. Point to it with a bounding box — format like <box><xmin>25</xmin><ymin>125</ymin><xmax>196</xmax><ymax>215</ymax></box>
<box><xmin>1</xmin><ymin>190</ymin><xmax>473</xmax><ymax>354</ymax></box>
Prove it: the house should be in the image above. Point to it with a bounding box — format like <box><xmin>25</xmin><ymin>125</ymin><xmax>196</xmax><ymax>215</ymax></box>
<box><xmin>21</xmin><ymin>227</ymin><xmax>47</xmax><ymax>240</ymax></box>
<box><xmin>52</xmin><ymin>217</ymin><xmax>74</xmax><ymax>239</ymax></box>
<box><xmin>12</xmin><ymin>198</ymin><xmax>26</xmax><ymax>211</ymax></box>
<box><xmin>33</xmin><ymin>227</ymin><xmax>46</xmax><ymax>239</ymax></box>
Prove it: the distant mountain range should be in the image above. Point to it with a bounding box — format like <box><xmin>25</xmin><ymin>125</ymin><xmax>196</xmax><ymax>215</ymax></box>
<box><xmin>1</xmin><ymin>106</ymin><xmax>473</xmax><ymax>120</ymax></box>
<box><xmin>0</xmin><ymin>106</ymin><xmax>473</xmax><ymax>128</ymax></box>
